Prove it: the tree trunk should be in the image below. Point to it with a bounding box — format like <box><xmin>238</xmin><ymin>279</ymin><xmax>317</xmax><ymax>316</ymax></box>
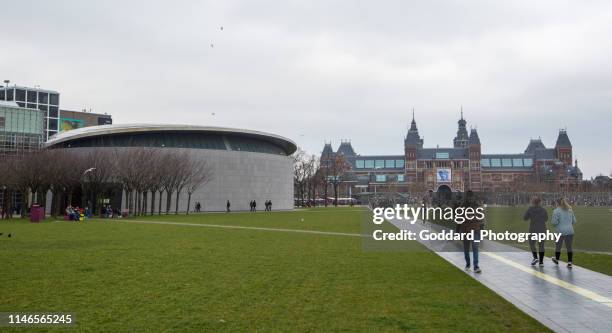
<box><xmin>165</xmin><ymin>190</ymin><xmax>172</xmax><ymax>214</ymax></box>
<box><xmin>142</xmin><ymin>192</ymin><xmax>147</xmax><ymax>216</ymax></box>
<box><xmin>21</xmin><ymin>190</ymin><xmax>29</xmax><ymax>218</ymax></box>
<box><xmin>333</xmin><ymin>183</ymin><xmax>339</xmax><ymax>207</ymax></box>
<box><xmin>158</xmin><ymin>191</ymin><xmax>163</xmax><ymax>215</ymax></box>
<box><xmin>175</xmin><ymin>191</ymin><xmax>180</xmax><ymax>214</ymax></box>
<box><xmin>324</xmin><ymin>183</ymin><xmax>328</xmax><ymax>207</ymax></box>
<box><xmin>186</xmin><ymin>193</ymin><xmax>192</xmax><ymax>215</ymax></box>
<box><xmin>150</xmin><ymin>191</ymin><xmax>156</xmax><ymax>215</ymax></box>
<box><xmin>136</xmin><ymin>191</ymin><xmax>141</xmax><ymax>216</ymax></box>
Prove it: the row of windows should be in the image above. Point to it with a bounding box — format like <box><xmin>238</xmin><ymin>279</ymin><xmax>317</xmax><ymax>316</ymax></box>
<box><xmin>355</xmin><ymin>159</ymin><xmax>405</xmax><ymax>169</ymax></box>
<box><xmin>374</xmin><ymin>174</ymin><xmax>405</xmax><ymax>182</ymax></box>
<box><xmin>481</xmin><ymin>158</ymin><xmax>533</xmax><ymax>168</ymax></box>
<box><xmin>0</xmin><ymin>89</ymin><xmax>59</xmax><ymax>105</ymax></box>
<box><xmin>54</xmin><ymin>132</ymin><xmax>288</xmax><ymax>155</ymax></box>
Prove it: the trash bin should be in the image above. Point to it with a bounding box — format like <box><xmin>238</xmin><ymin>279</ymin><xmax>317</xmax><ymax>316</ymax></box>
<box><xmin>30</xmin><ymin>204</ymin><xmax>44</xmax><ymax>223</ymax></box>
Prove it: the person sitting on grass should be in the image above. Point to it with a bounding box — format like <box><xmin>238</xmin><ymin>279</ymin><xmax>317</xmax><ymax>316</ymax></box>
<box><xmin>551</xmin><ymin>198</ymin><xmax>577</xmax><ymax>268</ymax></box>
<box><xmin>523</xmin><ymin>196</ymin><xmax>548</xmax><ymax>267</ymax></box>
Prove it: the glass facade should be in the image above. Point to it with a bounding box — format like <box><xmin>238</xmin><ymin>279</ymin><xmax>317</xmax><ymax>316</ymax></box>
<box><xmin>1</xmin><ymin>86</ymin><xmax>60</xmax><ymax>141</ymax></box>
<box><xmin>396</xmin><ymin>159</ymin><xmax>405</xmax><ymax>168</ymax></box>
<box><xmin>0</xmin><ymin>105</ymin><xmax>44</xmax><ymax>156</ymax></box>
<box><xmin>375</xmin><ymin>174</ymin><xmax>386</xmax><ymax>182</ymax></box>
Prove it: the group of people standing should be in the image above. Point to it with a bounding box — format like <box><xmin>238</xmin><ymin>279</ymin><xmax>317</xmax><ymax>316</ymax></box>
<box><xmin>249</xmin><ymin>200</ymin><xmax>273</xmax><ymax>212</ymax></box>
<box><xmin>523</xmin><ymin>196</ymin><xmax>577</xmax><ymax>268</ymax></box>
<box><xmin>460</xmin><ymin>194</ymin><xmax>578</xmax><ymax>274</ymax></box>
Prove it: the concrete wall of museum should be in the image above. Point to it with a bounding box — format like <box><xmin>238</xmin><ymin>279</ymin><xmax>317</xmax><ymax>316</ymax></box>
<box><xmin>53</xmin><ymin>147</ymin><xmax>294</xmax><ymax>213</ymax></box>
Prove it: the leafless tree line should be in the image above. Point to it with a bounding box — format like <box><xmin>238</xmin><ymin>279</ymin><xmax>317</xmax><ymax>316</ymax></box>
<box><xmin>0</xmin><ymin>148</ymin><xmax>212</xmax><ymax>219</ymax></box>
<box><xmin>293</xmin><ymin>148</ymin><xmax>351</xmax><ymax>207</ymax></box>
<box><xmin>293</xmin><ymin>148</ymin><xmax>319</xmax><ymax>206</ymax></box>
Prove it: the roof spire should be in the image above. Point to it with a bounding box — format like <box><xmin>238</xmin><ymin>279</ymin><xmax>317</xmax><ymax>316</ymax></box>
<box><xmin>460</xmin><ymin>105</ymin><xmax>463</xmax><ymax>120</ymax></box>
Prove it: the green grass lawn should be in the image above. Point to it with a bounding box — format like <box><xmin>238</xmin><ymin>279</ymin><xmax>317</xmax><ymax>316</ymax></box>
<box><xmin>0</xmin><ymin>208</ymin><xmax>548</xmax><ymax>332</ymax></box>
<box><xmin>483</xmin><ymin>206</ymin><xmax>612</xmax><ymax>275</ymax></box>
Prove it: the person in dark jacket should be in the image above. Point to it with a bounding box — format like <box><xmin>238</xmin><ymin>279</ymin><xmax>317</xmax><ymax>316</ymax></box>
<box><xmin>459</xmin><ymin>191</ymin><xmax>484</xmax><ymax>273</ymax></box>
<box><xmin>523</xmin><ymin>196</ymin><xmax>548</xmax><ymax>266</ymax></box>
<box><xmin>226</xmin><ymin>200</ymin><xmax>231</xmax><ymax>213</ymax></box>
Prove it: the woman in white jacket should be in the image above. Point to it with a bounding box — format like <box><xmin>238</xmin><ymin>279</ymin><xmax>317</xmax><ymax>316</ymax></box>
<box><xmin>550</xmin><ymin>198</ymin><xmax>577</xmax><ymax>268</ymax></box>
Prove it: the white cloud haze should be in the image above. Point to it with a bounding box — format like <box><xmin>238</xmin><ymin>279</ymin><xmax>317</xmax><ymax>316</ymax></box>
<box><xmin>2</xmin><ymin>0</ymin><xmax>612</xmax><ymax>177</ymax></box>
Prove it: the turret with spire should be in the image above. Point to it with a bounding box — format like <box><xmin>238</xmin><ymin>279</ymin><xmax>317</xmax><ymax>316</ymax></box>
<box><xmin>468</xmin><ymin>127</ymin><xmax>482</xmax><ymax>191</ymax></box>
<box><xmin>453</xmin><ymin>107</ymin><xmax>469</xmax><ymax>148</ymax></box>
<box><xmin>404</xmin><ymin>109</ymin><xmax>422</xmax><ymax>183</ymax></box>
<box><xmin>404</xmin><ymin>109</ymin><xmax>424</xmax><ymax>148</ymax></box>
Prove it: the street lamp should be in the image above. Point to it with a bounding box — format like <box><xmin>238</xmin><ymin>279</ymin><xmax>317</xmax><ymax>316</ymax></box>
<box><xmin>81</xmin><ymin>168</ymin><xmax>96</xmax><ymax>215</ymax></box>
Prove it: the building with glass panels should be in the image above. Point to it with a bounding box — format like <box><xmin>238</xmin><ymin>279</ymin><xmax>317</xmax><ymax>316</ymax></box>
<box><xmin>321</xmin><ymin>113</ymin><xmax>582</xmax><ymax>194</ymax></box>
<box><xmin>0</xmin><ymin>101</ymin><xmax>45</xmax><ymax>156</ymax></box>
<box><xmin>1</xmin><ymin>84</ymin><xmax>60</xmax><ymax>140</ymax></box>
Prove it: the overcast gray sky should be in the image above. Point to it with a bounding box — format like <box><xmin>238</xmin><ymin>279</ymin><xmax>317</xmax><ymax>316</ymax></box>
<box><xmin>2</xmin><ymin>0</ymin><xmax>611</xmax><ymax>178</ymax></box>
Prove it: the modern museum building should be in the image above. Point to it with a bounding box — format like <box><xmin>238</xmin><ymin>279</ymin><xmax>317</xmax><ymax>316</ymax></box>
<box><xmin>45</xmin><ymin>124</ymin><xmax>296</xmax><ymax>212</ymax></box>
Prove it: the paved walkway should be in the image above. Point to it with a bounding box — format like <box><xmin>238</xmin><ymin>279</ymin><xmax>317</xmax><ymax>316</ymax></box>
<box><xmin>389</xmin><ymin>218</ymin><xmax>612</xmax><ymax>333</ymax></box>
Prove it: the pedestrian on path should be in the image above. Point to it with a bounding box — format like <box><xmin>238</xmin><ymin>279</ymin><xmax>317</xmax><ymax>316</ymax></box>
<box><xmin>226</xmin><ymin>200</ymin><xmax>231</xmax><ymax>213</ymax></box>
<box><xmin>551</xmin><ymin>198</ymin><xmax>577</xmax><ymax>268</ymax></box>
<box><xmin>459</xmin><ymin>191</ymin><xmax>484</xmax><ymax>273</ymax></box>
<box><xmin>523</xmin><ymin>196</ymin><xmax>548</xmax><ymax>267</ymax></box>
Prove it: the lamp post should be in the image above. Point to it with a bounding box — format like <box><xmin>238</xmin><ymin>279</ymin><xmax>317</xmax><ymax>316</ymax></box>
<box><xmin>81</xmin><ymin>168</ymin><xmax>96</xmax><ymax>214</ymax></box>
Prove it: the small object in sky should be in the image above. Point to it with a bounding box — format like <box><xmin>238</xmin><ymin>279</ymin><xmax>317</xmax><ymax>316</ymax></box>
<box><xmin>220</xmin><ymin>26</ymin><xmax>223</xmax><ymax>31</ymax></box>
<box><xmin>211</xmin><ymin>113</ymin><xmax>216</xmax><ymax>116</ymax></box>
<box><xmin>210</xmin><ymin>43</ymin><xmax>214</xmax><ymax>48</ymax></box>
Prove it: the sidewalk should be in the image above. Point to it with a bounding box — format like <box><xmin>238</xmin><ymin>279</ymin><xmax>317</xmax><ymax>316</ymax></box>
<box><xmin>389</xmin><ymin>218</ymin><xmax>612</xmax><ymax>333</ymax></box>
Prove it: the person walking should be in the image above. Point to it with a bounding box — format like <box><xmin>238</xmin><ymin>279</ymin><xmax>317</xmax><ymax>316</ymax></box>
<box><xmin>252</xmin><ymin>200</ymin><xmax>257</xmax><ymax>212</ymax></box>
<box><xmin>226</xmin><ymin>200</ymin><xmax>231</xmax><ymax>213</ymax></box>
<box><xmin>523</xmin><ymin>196</ymin><xmax>548</xmax><ymax>267</ymax></box>
<box><xmin>459</xmin><ymin>191</ymin><xmax>484</xmax><ymax>273</ymax></box>
<box><xmin>268</xmin><ymin>200</ymin><xmax>272</xmax><ymax>211</ymax></box>
<box><xmin>551</xmin><ymin>198</ymin><xmax>577</xmax><ymax>268</ymax></box>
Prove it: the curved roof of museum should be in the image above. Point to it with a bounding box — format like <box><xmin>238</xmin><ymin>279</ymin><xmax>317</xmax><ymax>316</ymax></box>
<box><xmin>45</xmin><ymin>124</ymin><xmax>297</xmax><ymax>156</ymax></box>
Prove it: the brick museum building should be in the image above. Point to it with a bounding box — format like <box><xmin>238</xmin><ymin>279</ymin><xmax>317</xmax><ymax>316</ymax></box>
<box><xmin>320</xmin><ymin>113</ymin><xmax>583</xmax><ymax>196</ymax></box>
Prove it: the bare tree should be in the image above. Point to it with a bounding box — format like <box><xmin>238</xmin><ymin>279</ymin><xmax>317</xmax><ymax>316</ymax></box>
<box><xmin>185</xmin><ymin>159</ymin><xmax>213</xmax><ymax>214</ymax></box>
<box><xmin>328</xmin><ymin>154</ymin><xmax>350</xmax><ymax>206</ymax></box>
<box><xmin>82</xmin><ymin>150</ymin><xmax>114</xmax><ymax>216</ymax></box>
<box><xmin>293</xmin><ymin>148</ymin><xmax>309</xmax><ymax>206</ymax></box>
